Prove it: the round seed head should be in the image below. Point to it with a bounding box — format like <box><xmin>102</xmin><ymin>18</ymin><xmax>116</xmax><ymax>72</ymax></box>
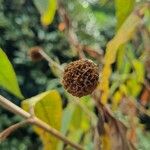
<box><xmin>28</xmin><ymin>47</ymin><xmax>43</xmax><ymax>61</ymax></box>
<box><xmin>62</xmin><ymin>59</ymin><xmax>99</xmax><ymax>97</ymax></box>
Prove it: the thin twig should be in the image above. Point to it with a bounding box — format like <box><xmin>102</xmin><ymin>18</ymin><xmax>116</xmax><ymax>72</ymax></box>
<box><xmin>0</xmin><ymin>95</ymin><xmax>30</xmax><ymax>118</ymax></box>
<box><xmin>39</xmin><ymin>50</ymin><xmax>64</xmax><ymax>72</ymax></box>
<box><xmin>58</xmin><ymin>9</ymin><xmax>85</xmax><ymax>59</ymax></box>
<box><xmin>94</xmin><ymin>127</ymin><xmax>101</xmax><ymax>150</ymax></box>
<box><xmin>57</xmin><ymin>0</ymin><xmax>104</xmax><ymax>60</ymax></box>
<box><xmin>0</xmin><ymin>95</ymin><xmax>84</xmax><ymax>150</ymax></box>
<box><xmin>144</xmin><ymin>79</ymin><xmax>150</xmax><ymax>92</ymax></box>
<box><xmin>0</xmin><ymin>119</ymin><xmax>30</xmax><ymax>142</ymax></box>
<box><xmin>131</xmin><ymin>98</ymin><xmax>150</xmax><ymax>117</ymax></box>
<box><xmin>57</xmin><ymin>0</ymin><xmax>85</xmax><ymax>59</ymax></box>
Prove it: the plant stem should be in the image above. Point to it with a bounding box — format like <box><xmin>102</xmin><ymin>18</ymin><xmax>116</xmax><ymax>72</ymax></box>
<box><xmin>0</xmin><ymin>120</ymin><xmax>30</xmax><ymax>142</ymax></box>
<box><xmin>0</xmin><ymin>95</ymin><xmax>84</xmax><ymax>150</ymax></box>
<box><xmin>39</xmin><ymin>50</ymin><xmax>64</xmax><ymax>72</ymax></box>
<box><xmin>0</xmin><ymin>95</ymin><xmax>30</xmax><ymax>118</ymax></box>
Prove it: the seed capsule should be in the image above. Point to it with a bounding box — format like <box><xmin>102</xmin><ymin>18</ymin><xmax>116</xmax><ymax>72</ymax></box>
<box><xmin>28</xmin><ymin>47</ymin><xmax>43</xmax><ymax>61</ymax></box>
<box><xmin>62</xmin><ymin>59</ymin><xmax>99</xmax><ymax>97</ymax></box>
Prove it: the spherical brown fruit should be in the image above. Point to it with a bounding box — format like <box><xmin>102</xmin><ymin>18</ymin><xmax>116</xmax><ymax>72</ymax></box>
<box><xmin>62</xmin><ymin>59</ymin><xmax>99</xmax><ymax>97</ymax></box>
<box><xmin>28</xmin><ymin>47</ymin><xmax>43</xmax><ymax>61</ymax></box>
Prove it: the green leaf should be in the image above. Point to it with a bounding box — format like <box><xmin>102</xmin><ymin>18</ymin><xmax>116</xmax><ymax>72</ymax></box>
<box><xmin>60</xmin><ymin>104</ymin><xmax>75</xmax><ymax>135</ymax></box>
<box><xmin>126</xmin><ymin>48</ymin><xmax>145</xmax><ymax>83</ymax></box>
<box><xmin>122</xmin><ymin>61</ymin><xmax>131</xmax><ymax>74</ymax></box>
<box><xmin>132</xmin><ymin>59</ymin><xmax>145</xmax><ymax>83</ymax></box>
<box><xmin>117</xmin><ymin>46</ymin><xmax>132</xmax><ymax>74</ymax></box>
<box><xmin>71</xmin><ymin>105</ymin><xmax>83</xmax><ymax>129</ymax></box>
<box><xmin>115</xmin><ymin>0</ymin><xmax>135</xmax><ymax>72</ymax></box>
<box><xmin>68</xmin><ymin>99</ymin><xmax>92</xmax><ymax>145</ymax></box>
<box><xmin>58</xmin><ymin>103</ymin><xmax>76</xmax><ymax>150</ymax></box>
<box><xmin>22</xmin><ymin>90</ymin><xmax>62</xmax><ymax>150</ymax></box>
<box><xmin>58</xmin><ymin>95</ymin><xmax>94</xmax><ymax>150</ymax></box>
<box><xmin>0</xmin><ymin>48</ymin><xmax>23</xmax><ymax>99</ymax></box>
<box><xmin>115</xmin><ymin>0</ymin><xmax>135</xmax><ymax>29</ymax></box>
<box><xmin>106</xmin><ymin>10</ymin><xmax>142</xmax><ymax>64</ymax></box>
<box><xmin>126</xmin><ymin>78</ymin><xmax>142</xmax><ymax>97</ymax></box>
<box><xmin>33</xmin><ymin>0</ymin><xmax>57</xmax><ymax>26</ymax></box>
<box><xmin>68</xmin><ymin>129</ymin><xmax>83</xmax><ymax>144</ymax></box>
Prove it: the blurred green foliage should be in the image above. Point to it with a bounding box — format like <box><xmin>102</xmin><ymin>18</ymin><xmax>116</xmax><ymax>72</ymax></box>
<box><xmin>0</xmin><ymin>0</ymin><xmax>115</xmax><ymax>149</ymax></box>
<box><xmin>1</xmin><ymin>0</ymin><xmax>150</xmax><ymax>150</ymax></box>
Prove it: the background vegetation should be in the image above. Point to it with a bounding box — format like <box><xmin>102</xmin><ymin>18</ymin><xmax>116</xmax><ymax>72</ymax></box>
<box><xmin>0</xmin><ymin>0</ymin><xmax>150</xmax><ymax>150</ymax></box>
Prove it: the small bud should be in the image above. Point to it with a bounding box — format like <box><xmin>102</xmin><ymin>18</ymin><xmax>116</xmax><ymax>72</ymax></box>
<box><xmin>28</xmin><ymin>47</ymin><xmax>43</xmax><ymax>61</ymax></box>
<box><xmin>58</xmin><ymin>22</ymin><xmax>66</xmax><ymax>31</ymax></box>
<box><xmin>62</xmin><ymin>59</ymin><xmax>99</xmax><ymax>97</ymax></box>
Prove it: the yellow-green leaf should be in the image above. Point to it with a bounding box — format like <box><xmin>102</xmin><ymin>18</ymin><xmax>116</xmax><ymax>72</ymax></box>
<box><xmin>0</xmin><ymin>48</ymin><xmax>23</xmax><ymax>99</ymax></box>
<box><xmin>71</xmin><ymin>105</ymin><xmax>83</xmax><ymax>129</ymax></box>
<box><xmin>33</xmin><ymin>0</ymin><xmax>57</xmax><ymax>26</ymax></box>
<box><xmin>67</xmin><ymin>129</ymin><xmax>83</xmax><ymax>144</ymax></box>
<box><xmin>132</xmin><ymin>59</ymin><xmax>145</xmax><ymax>83</ymax></box>
<box><xmin>116</xmin><ymin>45</ymin><xmax>126</xmax><ymax>72</ymax></box>
<box><xmin>101</xmin><ymin>124</ymin><xmax>111</xmax><ymax>150</ymax></box>
<box><xmin>112</xmin><ymin>90</ymin><xmax>123</xmax><ymax>110</ymax></box>
<box><xmin>22</xmin><ymin>90</ymin><xmax>62</xmax><ymax>150</ymax></box>
<box><xmin>126</xmin><ymin>79</ymin><xmax>142</xmax><ymax>97</ymax></box>
<box><xmin>99</xmin><ymin>6</ymin><xmax>145</xmax><ymax>104</ymax></box>
<box><xmin>115</xmin><ymin>0</ymin><xmax>135</xmax><ymax>29</ymax></box>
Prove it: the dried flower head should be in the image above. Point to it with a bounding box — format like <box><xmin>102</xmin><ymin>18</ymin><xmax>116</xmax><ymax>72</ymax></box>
<box><xmin>28</xmin><ymin>47</ymin><xmax>43</xmax><ymax>61</ymax></box>
<box><xmin>62</xmin><ymin>59</ymin><xmax>99</xmax><ymax>97</ymax></box>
